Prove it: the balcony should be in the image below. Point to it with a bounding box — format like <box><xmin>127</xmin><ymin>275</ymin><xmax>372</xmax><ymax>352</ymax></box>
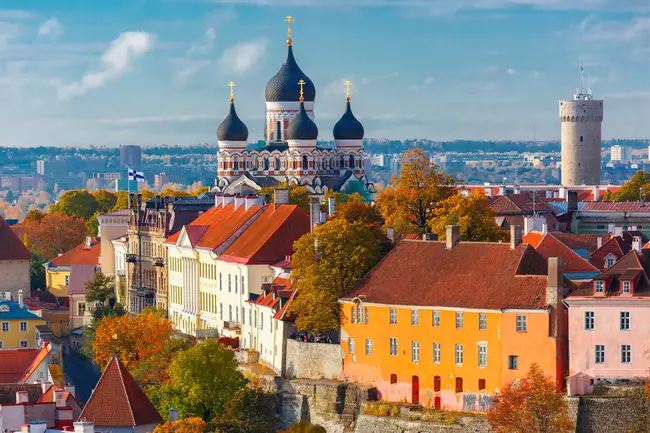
<box><xmin>153</xmin><ymin>257</ymin><xmax>165</xmax><ymax>267</ymax></box>
<box><xmin>128</xmin><ymin>224</ymin><xmax>166</xmax><ymax>236</ymax></box>
<box><xmin>126</xmin><ymin>254</ymin><xmax>137</xmax><ymax>263</ymax></box>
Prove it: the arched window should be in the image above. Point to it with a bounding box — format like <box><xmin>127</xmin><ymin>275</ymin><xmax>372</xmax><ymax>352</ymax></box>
<box><xmin>349</xmin><ymin>155</ymin><xmax>355</xmax><ymax>168</ymax></box>
<box><xmin>455</xmin><ymin>377</ymin><xmax>463</xmax><ymax>393</ymax></box>
<box><xmin>571</xmin><ymin>116</ymin><xmax>575</xmax><ymax>122</ymax></box>
<box><xmin>233</xmin><ymin>156</ymin><xmax>239</xmax><ymax>170</ymax></box>
<box><xmin>434</xmin><ymin>376</ymin><xmax>441</xmax><ymax>392</ymax></box>
<box><xmin>302</xmin><ymin>155</ymin><xmax>309</xmax><ymax>170</ymax></box>
<box><xmin>276</xmin><ymin>121</ymin><xmax>282</xmax><ymax>141</ymax></box>
<box><xmin>264</xmin><ymin>157</ymin><xmax>270</xmax><ymax>171</ymax></box>
<box><xmin>340</xmin><ymin>156</ymin><xmax>345</xmax><ymax>169</ymax></box>
<box><xmin>275</xmin><ymin>157</ymin><xmax>281</xmax><ymax>170</ymax></box>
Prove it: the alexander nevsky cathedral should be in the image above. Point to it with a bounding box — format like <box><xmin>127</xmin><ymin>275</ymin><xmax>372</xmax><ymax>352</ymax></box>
<box><xmin>214</xmin><ymin>17</ymin><xmax>375</xmax><ymax>198</ymax></box>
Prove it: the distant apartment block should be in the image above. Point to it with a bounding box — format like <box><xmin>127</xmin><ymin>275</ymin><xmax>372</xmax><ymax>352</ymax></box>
<box><xmin>154</xmin><ymin>172</ymin><xmax>168</xmax><ymax>189</ymax></box>
<box><xmin>119</xmin><ymin>145</ymin><xmax>142</xmax><ymax>167</ymax></box>
<box><xmin>610</xmin><ymin>145</ymin><xmax>631</xmax><ymax>162</ymax></box>
<box><xmin>36</xmin><ymin>160</ymin><xmax>45</xmax><ymax>176</ymax></box>
<box><xmin>94</xmin><ymin>172</ymin><xmax>121</xmax><ymax>181</ymax></box>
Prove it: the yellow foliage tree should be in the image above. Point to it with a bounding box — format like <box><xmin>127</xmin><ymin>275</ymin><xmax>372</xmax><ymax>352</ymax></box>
<box><xmin>153</xmin><ymin>418</ymin><xmax>208</xmax><ymax>433</ymax></box>
<box><xmin>429</xmin><ymin>190</ymin><xmax>508</xmax><ymax>242</ymax></box>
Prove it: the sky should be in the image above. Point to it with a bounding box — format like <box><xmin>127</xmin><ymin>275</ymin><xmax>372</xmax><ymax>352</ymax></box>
<box><xmin>0</xmin><ymin>0</ymin><xmax>648</xmax><ymax>146</ymax></box>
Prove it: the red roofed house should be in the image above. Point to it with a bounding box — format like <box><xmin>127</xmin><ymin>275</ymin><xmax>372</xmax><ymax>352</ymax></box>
<box><xmin>0</xmin><ymin>345</ymin><xmax>51</xmax><ymax>384</ymax></box>
<box><xmin>165</xmin><ymin>190</ymin><xmax>310</xmax><ymax>339</ymax></box>
<box><xmin>489</xmin><ymin>192</ymin><xmax>566</xmax><ymax>233</ymax></box>
<box><xmin>79</xmin><ymin>355</ymin><xmax>162</xmax><ymax>433</ymax></box>
<box><xmin>340</xmin><ymin>225</ymin><xmax>571</xmax><ymax>412</ymax></box>
<box><xmin>0</xmin><ymin>214</ymin><xmax>31</xmax><ymax>302</ymax></box>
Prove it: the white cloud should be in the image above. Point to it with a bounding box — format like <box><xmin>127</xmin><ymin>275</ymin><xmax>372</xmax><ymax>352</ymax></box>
<box><xmin>58</xmin><ymin>32</ymin><xmax>154</xmax><ymax>101</ymax></box>
<box><xmin>38</xmin><ymin>18</ymin><xmax>64</xmax><ymax>38</ymax></box>
<box><xmin>0</xmin><ymin>10</ymin><xmax>36</xmax><ymax>20</ymax></box>
<box><xmin>506</xmin><ymin>68</ymin><xmax>516</xmax><ymax>75</ymax></box>
<box><xmin>578</xmin><ymin>15</ymin><xmax>649</xmax><ymax>42</ymax></box>
<box><xmin>218</xmin><ymin>38</ymin><xmax>268</xmax><ymax>74</ymax></box>
<box><xmin>101</xmin><ymin>114</ymin><xmax>214</xmax><ymax>126</ymax></box>
<box><xmin>172</xmin><ymin>59</ymin><xmax>212</xmax><ymax>86</ymax></box>
<box><xmin>188</xmin><ymin>28</ymin><xmax>216</xmax><ymax>55</ymax></box>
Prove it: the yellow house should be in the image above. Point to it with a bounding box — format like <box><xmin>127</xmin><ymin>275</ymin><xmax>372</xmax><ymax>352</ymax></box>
<box><xmin>45</xmin><ymin>237</ymin><xmax>100</xmax><ymax>298</ymax></box>
<box><xmin>0</xmin><ymin>299</ymin><xmax>47</xmax><ymax>349</ymax></box>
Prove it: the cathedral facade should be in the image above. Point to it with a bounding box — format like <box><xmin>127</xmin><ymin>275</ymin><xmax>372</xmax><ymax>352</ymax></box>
<box><xmin>214</xmin><ymin>18</ymin><xmax>374</xmax><ymax>198</ymax></box>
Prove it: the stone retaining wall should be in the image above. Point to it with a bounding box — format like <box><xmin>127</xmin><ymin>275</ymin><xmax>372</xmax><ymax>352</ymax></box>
<box><xmin>284</xmin><ymin>339</ymin><xmax>343</xmax><ymax>380</ymax></box>
<box><xmin>354</xmin><ymin>415</ymin><xmax>491</xmax><ymax>433</ymax></box>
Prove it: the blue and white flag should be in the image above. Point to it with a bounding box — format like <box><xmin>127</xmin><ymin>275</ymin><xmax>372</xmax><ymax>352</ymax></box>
<box><xmin>128</xmin><ymin>168</ymin><xmax>145</xmax><ymax>182</ymax></box>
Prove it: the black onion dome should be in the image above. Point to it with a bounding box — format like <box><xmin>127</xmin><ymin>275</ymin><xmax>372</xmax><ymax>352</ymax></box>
<box><xmin>333</xmin><ymin>100</ymin><xmax>364</xmax><ymax>140</ymax></box>
<box><xmin>217</xmin><ymin>101</ymin><xmax>248</xmax><ymax>142</ymax></box>
<box><xmin>286</xmin><ymin>101</ymin><xmax>318</xmax><ymax>140</ymax></box>
<box><xmin>265</xmin><ymin>45</ymin><xmax>316</xmax><ymax>102</ymax></box>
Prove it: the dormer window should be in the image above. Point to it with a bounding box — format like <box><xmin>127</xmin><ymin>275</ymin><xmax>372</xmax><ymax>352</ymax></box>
<box><xmin>595</xmin><ymin>280</ymin><xmax>604</xmax><ymax>293</ymax></box>
<box><xmin>606</xmin><ymin>256</ymin><xmax>616</xmax><ymax>268</ymax></box>
<box><xmin>622</xmin><ymin>280</ymin><xmax>631</xmax><ymax>294</ymax></box>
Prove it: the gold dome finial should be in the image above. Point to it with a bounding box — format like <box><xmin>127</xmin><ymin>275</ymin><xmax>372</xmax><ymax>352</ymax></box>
<box><xmin>285</xmin><ymin>15</ymin><xmax>293</xmax><ymax>46</ymax></box>
<box><xmin>345</xmin><ymin>80</ymin><xmax>352</xmax><ymax>102</ymax></box>
<box><xmin>228</xmin><ymin>81</ymin><xmax>236</xmax><ymax>103</ymax></box>
<box><xmin>298</xmin><ymin>79</ymin><xmax>305</xmax><ymax>102</ymax></box>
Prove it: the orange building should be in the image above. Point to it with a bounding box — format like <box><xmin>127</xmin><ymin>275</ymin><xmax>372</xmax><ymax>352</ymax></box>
<box><xmin>340</xmin><ymin>226</ymin><xmax>570</xmax><ymax>412</ymax></box>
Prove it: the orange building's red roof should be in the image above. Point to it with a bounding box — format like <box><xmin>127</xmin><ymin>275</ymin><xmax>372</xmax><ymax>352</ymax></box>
<box><xmin>0</xmin><ymin>347</ymin><xmax>46</xmax><ymax>383</ymax></box>
<box><xmin>0</xmin><ymin>215</ymin><xmax>31</xmax><ymax>261</ymax></box>
<box><xmin>48</xmin><ymin>238</ymin><xmax>101</xmax><ymax>267</ymax></box>
<box><xmin>79</xmin><ymin>356</ymin><xmax>162</xmax><ymax>427</ymax></box>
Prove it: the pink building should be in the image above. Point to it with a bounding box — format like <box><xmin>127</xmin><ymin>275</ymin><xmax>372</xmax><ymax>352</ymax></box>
<box><xmin>566</xmin><ymin>249</ymin><xmax>650</xmax><ymax>395</ymax></box>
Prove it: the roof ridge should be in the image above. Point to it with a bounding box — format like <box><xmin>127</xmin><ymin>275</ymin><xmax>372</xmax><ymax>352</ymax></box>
<box><xmin>546</xmin><ymin>233</ymin><xmax>599</xmax><ymax>272</ymax></box>
<box><xmin>115</xmin><ymin>356</ymin><xmax>137</xmax><ymax>426</ymax></box>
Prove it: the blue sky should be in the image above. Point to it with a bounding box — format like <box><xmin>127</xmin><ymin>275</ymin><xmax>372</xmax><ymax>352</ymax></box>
<box><xmin>0</xmin><ymin>0</ymin><xmax>648</xmax><ymax>146</ymax></box>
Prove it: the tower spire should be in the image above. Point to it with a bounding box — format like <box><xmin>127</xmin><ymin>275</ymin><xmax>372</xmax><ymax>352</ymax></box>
<box><xmin>285</xmin><ymin>15</ymin><xmax>293</xmax><ymax>46</ymax></box>
<box><xmin>228</xmin><ymin>80</ymin><xmax>236</xmax><ymax>103</ymax></box>
<box><xmin>580</xmin><ymin>63</ymin><xmax>584</xmax><ymax>93</ymax></box>
<box><xmin>345</xmin><ymin>80</ymin><xmax>352</xmax><ymax>102</ymax></box>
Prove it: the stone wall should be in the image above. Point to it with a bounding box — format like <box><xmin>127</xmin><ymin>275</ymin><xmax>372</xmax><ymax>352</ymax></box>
<box><xmin>575</xmin><ymin>388</ymin><xmax>650</xmax><ymax>433</ymax></box>
<box><xmin>285</xmin><ymin>339</ymin><xmax>343</xmax><ymax>380</ymax></box>
<box><xmin>354</xmin><ymin>415</ymin><xmax>491</xmax><ymax>433</ymax></box>
<box><xmin>0</xmin><ymin>259</ymin><xmax>30</xmax><ymax>300</ymax></box>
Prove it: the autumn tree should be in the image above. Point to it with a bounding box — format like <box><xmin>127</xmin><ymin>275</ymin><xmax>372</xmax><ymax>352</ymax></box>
<box><xmin>22</xmin><ymin>212</ymin><xmax>87</xmax><ymax>261</ymax></box>
<box><xmin>150</xmin><ymin>339</ymin><xmax>247</xmax><ymax>421</ymax></box>
<box><xmin>257</xmin><ymin>182</ymin><xmax>310</xmax><ymax>213</ymax></box>
<box><xmin>92</xmin><ymin>190</ymin><xmax>117</xmax><ymax>213</ymax></box>
<box><xmin>140</xmin><ymin>189</ymin><xmax>156</xmax><ymax>200</ymax></box>
<box><xmin>487</xmin><ymin>363</ymin><xmax>574</xmax><ymax>433</ymax></box>
<box><xmin>213</xmin><ymin>388</ymin><xmax>278</xmax><ymax>433</ymax></box>
<box><xmin>288</xmin><ymin>218</ymin><xmax>381</xmax><ymax>332</ymax></box>
<box><xmin>193</xmin><ymin>187</ymin><xmax>210</xmax><ymax>196</ymax></box>
<box><xmin>159</xmin><ymin>188</ymin><xmax>192</xmax><ymax>198</ymax></box>
<box><xmin>334</xmin><ymin>200</ymin><xmax>392</xmax><ymax>256</ymax></box>
<box><xmin>429</xmin><ymin>190</ymin><xmax>508</xmax><ymax>242</ymax></box>
<box><xmin>286</xmin><ymin>422</ymin><xmax>327</xmax><ymax>433</ymax></box>
<box><xmin>604</xmin><ymin>170</ymin><xmax>650</xmax><ymax>201</ymax></box>
<box><xmin>92</xmin><ymin>309</ymin><xmax>175</xmax><ymax>385</ymax></box>
<box><xmin>49</xmin><ymin>190</ymin><xmax>98</xmax><ymax>220</ymax></box>
<box><xmin>375</xmin><ymin>148</ymin><xmax>456</xmax><ymax>235</ymax></box>
<box><xmin>112</xmin><ymin>191</ymin><xmax>130</xmax><ymax>212</ymax></box>
<box><xmin>153</xmin><ymin>418</ymin><xmax>208</xmax><ymax>433</ymax></box>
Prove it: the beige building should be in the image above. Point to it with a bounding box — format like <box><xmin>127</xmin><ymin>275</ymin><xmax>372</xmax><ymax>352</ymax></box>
<box><xmin>97</xmin><ymin>210</ymin><xmax>129</xmax><ymax>277</ymax></box>
<box><xmin>0</xmin><ymin>215</ymin><xmax>31</xmax><ymax>301</ymax></box>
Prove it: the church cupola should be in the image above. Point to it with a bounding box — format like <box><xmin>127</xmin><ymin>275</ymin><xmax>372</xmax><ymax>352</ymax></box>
<box><xmin>217</xmin><ymin>81</ymin><xmax>249</xmax><ymax>150</ymax></box>
<box><xmin>333</xmin><ymin>81</ymin><xmax>364</xmax><ymax>149</ymax></box>
<box><xmin>286</xmin><ymin>80</ymin><xmax>318</xmax><ymax>148</ymax></box>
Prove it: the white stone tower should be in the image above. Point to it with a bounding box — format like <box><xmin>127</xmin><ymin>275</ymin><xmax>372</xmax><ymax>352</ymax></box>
<box><xmin>559</xmin><ymin>68</ymin><xmax>603</xmax><ymax>186</ymax></box>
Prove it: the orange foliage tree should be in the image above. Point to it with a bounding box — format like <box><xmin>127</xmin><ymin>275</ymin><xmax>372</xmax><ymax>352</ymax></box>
<box><xmin>487</xmin><ymin>363</ymin><xmax>575</xmax><ymax>433</ymax></box>
<box><xmin>22</xmin><ymin>211</ymin><xmax>88</xmax><ymax>260</ymax></box>
<box><xmin>92</xmin><ymin>309</ymin><xmax>176</xmax><ymax>385</ymax></box>
<box><xmin>153</xmin><ymin>418</ymin><xmax>208</xmax><ymax>433</ymax></box>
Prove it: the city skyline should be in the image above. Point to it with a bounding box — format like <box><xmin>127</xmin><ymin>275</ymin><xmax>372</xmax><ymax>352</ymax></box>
<box><xmin>0</xmin><ymin>0</ymin><xmax>647</xmax><ymax>146</ymax></box>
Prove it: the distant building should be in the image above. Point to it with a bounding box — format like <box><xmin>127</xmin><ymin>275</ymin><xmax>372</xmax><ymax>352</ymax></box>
<box><xmin>114</xmin><ymin>178</ymin><xmax>139</xmax><ymax>192</ymax></box>
<box><xmin>97</xmin><ymin>210</ymin><xmax>129</xmax><ymax>278</ymax></box>
<box><xmin>94</xmin><ymin>172</ymin><xmax>122</xmax><ymax>181</ymax></box>
<box><xmin>154</xmin><ymin>172</ymin><xmax>168</xmax><ymax>189</ymax></box>
<box><xmin>0</xmin><ymin>298</ymin><xmax>47</xmax><ymax>349</ymax></box>
<box><xmin>0</xmin><ymin>214</ymin><xmax>31</xmax><ymax>302</ymax></box>
<box><xmin>119</xmin><ymin>145</ymin><xmax>142</xmax><ymax>168</ymax></box>
<box><xmin>370</xmin><ymin>154</ymin><xmax>386</xmax><ymax>167</ymax></box>
<box><xmin>44</xmin><ymin>237</ymin><xmax>100</xmax><ymax>299</ymax></box>
<box><xmin>610</xmin><ymin>145</ymin><xmax>631</xmax><ymax>162</ymax></box>
<box><xmin>36</xmin><ymin>160</ymin><xmax>45</xmax><ymax>176</ymax></box>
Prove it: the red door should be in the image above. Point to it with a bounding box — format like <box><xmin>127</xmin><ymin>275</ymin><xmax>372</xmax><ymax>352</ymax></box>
<box><xmin>411</xmin><ymin>376</ymin><xmax>419</xmax><ymax>404</ymax></box>
<box><xmin>434</xmin><ymin>396</ymin><xmax>441</xmax><ymax>410</ymax></box>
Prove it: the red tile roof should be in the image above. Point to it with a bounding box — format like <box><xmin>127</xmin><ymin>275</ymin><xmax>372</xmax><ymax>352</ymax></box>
<box><xmin>0</xmin><ymin>348</ymin><xmax>44</xmax><ymax>383</ymax></box>
<box><xmin>582</xmin><ymin>202</ymin><xmax>650</xmax><ymax>212</ymax></box>
<box><xmin>569</xmin><ymin>251</ymin><xmax>650</xmax><ymax>298</ymax></box>
<box><xmin>48</xmin><ymin>238</ymin><xmax>100</xmax><ymax>267</ymax></box>
<box><xmin>20</xmin><ymin>344</ymin><xmax>51</xmax><ymax>382</ymax></box>
<box><xmin>345</xmin><ymin>240</ymin><xmax>551</xmax><ymax>310</ymax></box>
<box><xmin>548</xmin><ymin>232</ymin><xmax>602</xmax><ymax>254</ymax></box>
<box><xmin>530</xmin><ymin>233</ymin><xmax>599</xmax><ymax>273</ymax></box>
<box><xmin>37</xmin><ymin>384</ymin><xmax>83</xmax><ymax>411</ymax></box>
<box><xmin>490</xmin><ymin>193</ymin><xmax>556</xmax><ymax>214</ymax></box>
<box><xmin>0</xmin><ymin>214</ymin><xmax>31</xmax><ymax>261</ymax></box>
<box><xmin>219</xmin><ymin>205</ymin><xmax>310</xmax><ymax>265</ymax></box>
<box><xmin>590</xmin><ymin>236</ymin><xmax>629</xmax><ymax>269</ymax></box>
<box><xmin>79</xmin><ymin>356</ymin><xmax>162</xmax><ymax>427</ymax></box>
<box><xmin>249</xmin><ymin>275</ymin><xmax>297</xmax><ymax>321</ymax></box>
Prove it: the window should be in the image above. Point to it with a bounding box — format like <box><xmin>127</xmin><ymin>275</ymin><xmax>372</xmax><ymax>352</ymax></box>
<box><xmin>0</xmin><ymin>341</ymin><xmax>3</xmax><ymax>348</ymax></box>
<box><xmin>242</xmin><ymin>307</ymin><xmax>245</xmax><ymax>325</ymax></box>
<box><xmin>365</xmin><ymin>339</ymin><xmax>373</xmax><ymax>355</ymax></box>
<box><xmin>478</xmin><ymin>379</ymin><xmax>486</xmax><ymax>390</ymax></box>
<box><xmin>228</xmin><ymin>274</ymin><xmax>232</xmax><ymax>292</ymax></box>
<box><xmin>260</xmin><ymin>312</ymin><xmax>264</xmax><ymax>330</ymax></box>
<box><xmin>219</xmin><ymin>273</ymin><xmax>222</xmax><ymax>290</ymax></box>
<box><xmin>270</xmin><ymin>316</ymin><xmax>272</xmax><ymax>333</ymax></box>
<box><xmin>2</xmin><ymin>322</ymin><xmax>9</xmax><ymax>332</ymax></box>
<box><xmin>455</xmin><ymin>377</ymin><xmax>463</xmax><ymax>393</ymax></box>
<box><xmin>478</xmin><ymin>343</ymin><xmax>487</xmax><ymax>367</ymax></box>
<box><xmin>241</xmin><ymin>276</ymin><xmax>245</xmax><ymax>293</ymax></box>
<box><xmin>254</xmin><ymin>311</ymin><xmax>257</xmax><ymax>328</ymax></box>
<box><xmin>516</xmin><ymin>315</ymin><xmax>527</xmax><ymax>332</ymax></box>
<box><xmin>351</xmin><ymin>306</ymin><xmax>356</xmax><ymax>324</ymax></box>
<box><xmin>228</xmin><ymin>305</ymin><xmax>232</xmax><ymax>322</ymax></box>
<box><xmin>349</xmin><ymin>337</ymin><xmax>355</xmax><ymax>355</ymax></box>
<box><xmin>595</xmin><ymin>345</ymin><xmax>605</xmax><ymax>364</ymax></box>
<box><xmin>585</xmin><ymin>311</ymin><xmax>595</xmax><ymax>330</ymax></box>
<box><xmin>479</xmin><ymin>313</ymin><xmax>487</xmax><ymax>330</ymax></box>
<box><xmin>621</xmin><ymin>345</ymin><xmax>631</xmax><ymax>363</ymax></box>
<box><xmin>432</xmin><ymin>310</ymin><xmax>440</xmax><ymax>327</ymax></box>
<box><xmin>364</xmin><ymin>307</ymin><xmax>369</xmax><ymax>324</ymax></box>
<box><xmin>78</xmin><ymin>302</ymin><xmax>86</xmax><ymax>317</ymax></box>
<box><xmin>390</xmin><ymin>374</ymin><xmax>397</xmax><ymax>384</ymax></box>
<box><xmin>595</xmin><ymin>280</ymin><xmax>604</xmax><ymax>293</ymax></box>
<box><xmin>389</xmin><ymin>308</ymin><xmax>397</xmax><ymax>324</ymax></box>
<box><xmin>434</xmin><ymin>376</ymin><xmax>441</xmax><ymax>392</ymax></box>
<box><xmin>20</xmin><ymin>321</ymin><xmax>27</xmax><ymax>332</ymax></box>
<box><xmin>234</xmin><ymin>276</ymin><xmax>238</xmax><ymax>293</ymax></box>
<box><xmin>20</xmin><ymin>340</ymin><xmax>27</xmax><ymax>348</ymax></box>
<box><xmin>455</xmin><ymin>344</ymin><xmax>463</xmax><ymax>365</ymax></box>
<box><xmin>580</xmin><ymin>135</ymin><xmax>583</xmax><ymax>142</ymax></box>
<box><xmin>411</xmin><ymin>341</ymin><xmax>419</xmax><ymax>363</ymax></box>
<box><xmin>65</xmin><ymin>275</ymin><xmax>69</xmax><ymax>286</ymax></box>
<box><xmin>357</xmin><ymin>304</ymin><xmax>363</xmax><ymax>324</ymax></box>
<box><xmin>220</xmin><ymin>303</ymin><xmax>223</xmax><ymax>320</ymax></box>
<box><xmin>622</xmin><ymin>281</ymin><xmax>631</xmax><ymax>294</ymax></box>
<box><xmin>508</xmin><ymin>356</ymin><xmax>518</xmax><ymax>370</ymax></box>
<box><xmin>389</xmin><ymin>337</ymin><xmax>398</xmax><ymax>356</ymax></box>
<box><xmin>411</xmin><ymin>309</ymin><xmax>419</xmax><ymax>326</ymax></box>
<box><xmin>433</xmin><ymin>342</ymin><xmax>441</xmax><ymax>363</ymax></box>
<box><xmin>606</xmin><ymin>257</ymin><xmax>615</xmax><ymax>268</ymax></box>
<box><xmin>620</xmin><ymin>311</ymin><xmax>630</xmax><ymax>330</ymax></box>
<box><xmin>455</xmin><ymin>312</ymin><xmax>463</xmax><ymax>329</ymax></box>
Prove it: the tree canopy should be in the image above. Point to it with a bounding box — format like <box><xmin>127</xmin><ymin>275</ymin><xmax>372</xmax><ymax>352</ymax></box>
<box><xmin>92</xmin><ymin>190</ymin><xmax>118</xmax><ymax>213</ymax></box>
<box><xmin>213</xmin><ymin>388</ymin><xmax>278</xmax><ymax>433</ymax></box>
<box><xmin>153</xmin><ymin>418</ymin><xmax>208</xmax><ymax>433</ymax></box>
<box><xmin>375</xmin><ymin>148</ymin><xmax>457</xmax><ymax>235</ymax></box>
<box><xmin>429</xmin><ymin>190</ymin><xmax>508</xmax><ymax>242</ymax></box>
<box><xmin>85</xmin><ymin>272</ymin><xmax>115</xmax><ymax>304</ymax></box>
<box><xmin>487</xmin><ymin>363</ymin><xmax>574</xmax><ymax>433</ymax></box>
<box><xmin>256</xmin><ymin>182</ymin><xmax>310</xmax><ymax>213</ymax></box>
<box><xmin>286</xmin><ymin>422</ymin><xmax>327</xmax><ymax>433</ymax></box>
<box><xmin>50</xmin><ymin>190</ymin><xmax>98</xmax><ymax>220</ymax></box>
<box><xmin>604</xmin><ymin>170</ymin><xmax>650</xmax><ymax>201</ymax></box>
<box><xmin>288</xmin><ymin>218</ymin><xmax>382</xmax><ymax>332</ymax></box>
<box><xmin>22</xmin><ymin>212</ymin><xmax>87</xmax><ymax>260</ymax></box>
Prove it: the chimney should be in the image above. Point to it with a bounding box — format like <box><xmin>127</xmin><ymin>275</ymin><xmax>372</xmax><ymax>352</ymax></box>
<box><xmin>632</xmin><ymin>236</ymin><xmax>642</xmax><ymax>253</ymax></box>
<box><xmin>54</xmin><ymin>389</ymin><xmax>67</xmax><ymax>408</ymax></box>
<box><xmin>597</xmin><ymin>237</ymin><xmax>603</xmax><ymax>249</ymax></box>
<box><xmin>614</xmin><ymin>226</ymin><xmax>623</xmax><ymax>237</ymax></box>
<box><xmin>24</xmin><ymin>422</ymin><xmax>47</xmax><ymax>433</ymax></box>
<box><xmin>40</xmin><ymin>382</ymin><xmax>51</xmax><ymax>395</ymax></box>
<box><xmin>593</xmin><ymin>186</ymin><xmax>600</xmax><ymax>201</ymax></box>
<box><xmin>74</xmin><ymin>421</ymin><xmax>95</xmax><ymax>433</ymax></box>
<box><xmin>245</xmin><ymin>195</ymin><xmax>262</xmax><ymax>211</ymax></box>
<box><xmin>422</xmin><ymin>233</ymin><xmax>437</xmax><ymax>241</ymax></box>
<box><xmin>85</xmin><ymin>236</ymin><xmax>92</xmax><ymax>248</ymax></box>
<box><xmin>445</xmin><ymin>225</ymin><xmax>460</xmax><ymax>249</ymax></box>
<box><xmin>309</xmin><ymin>197</ymin><xmax>321</xmax><ymax>232</ymax></box>
<box><xmin>16</xmin><ymin>390</ymin><xmax>29</xmax><ymax>404</ymax></box>
<box><xmin>169</xmin><ymin>408</ymin><xmax>180</xmax><ymax>422</ymax></box>
<box><xmin>64</xmin><ymin>384</ymin><xmax>76</xmax><ymax>398</ymax></box>
<box><xmin>18</xmin><ymin>289</ymin><xmax>24</xmax><ymax>308</ymax></box>
<box><xmin>386</xmin><ymin>227</ymin><xmax>395</xmax><ymax>242</ymax></box>
<box><xmin>214</xmin><ymin>193</ymin><xmax>223</xmax><ymax>207</ymax></box>
<box><xmin>274</xmin><ymin>189</ymin><xmax>289</xmax><ymax>205</ymax></box>
<box><xmin>234</xmin><ymin>195</ymin><xmax>246</xmax><ymax>210</ymax></box>
<box><xmin>510</xmin><ymin>225</ymin><xmax>522</xmax><ymax>249</ymax></box>
<box><xmin>328</xmin><ymin>197</ymin><xmax>336</xmax><ymax>216</ymax></box>
<box><xmin>222</xmin><ymin>194</ymin><xmax>235</xmax><ymax>207</ymax></box>
<box><xmin>567</xmin><ymin>191</ymin><xmax>578</xmax><ymax>212</ymax></box>
<box><xmin>484</xmin><ymin>187</ymin><xmax>493</xmax><ymax>198</ymax></box>
<box><xmin>546</xmin><ymin>257</ymin><xmax>564</xmax><ymax>339</ymax></box>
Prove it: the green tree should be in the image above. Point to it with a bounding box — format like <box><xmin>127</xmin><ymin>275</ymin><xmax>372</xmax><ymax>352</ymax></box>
<box><xmin>49</xmin><ymin>190</ymin><xmax>98</xmax><ymax>220</ymax></box>
<box><xmin>288</xmin><ymin>218</ymin><xmax>381</xmax><ymax>332</ymax></box>
<box><xmin>429</xmin><ymin>190</ymin><xmax>508</xmax><ymax>242</ymax></box>
<box><xmin>286</xmin><ymin>422</ymin><xmax>327</xmax><ymax>433</ymax></box>
<box><xmin>92</xmin><ymin>190</ymin><xmax>117</xmax><ymax>213</ymax></box>
<box><xmin>86</xmin><ymin>211</ymin><xmax>101</xmax><ymax>236</ymax></box>
<box><xmin>604</xmin><ymin>170</ymin><xmax>650</xmax><ymax>201</ymax></box>
<box><xmin>153</xmin><ymin>339</ymin><xmax>247</xmax><ymax>421</ymax></box>
<box><xmin>213</xmin><ymin>388</ymin><xmax>278</xmax><ymax>433</ymax></box>
<box><xmin>256</xmin><ymin>182</ymin><xmax>310</xmax><ymax>213</ymax></box>
<box><xmin>112</xmin><ymin>191</ymin><xmax>130</xmax><ymax>211</ymax></box>
<box><xmin>30</xmin><ymin>255</ymin><xmax>46</xmax><ymax>291</ymax></box>
<box><xmin>85</xmin><ymin>272</ymin><xmax>115</xmax><ymax>304</ymax></box>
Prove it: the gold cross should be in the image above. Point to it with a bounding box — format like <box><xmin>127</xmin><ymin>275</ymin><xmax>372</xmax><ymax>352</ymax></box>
<box><xmin>298</xmin><ymin>79</ymin><xmax>305</xmax><ymax>101</ymax></box>
<box><xmin>285</xmin><ymin>15</ymin><xmax>293</xmax><ymax>39</ymax></box>
<box><xmin>345</xmin><ymin>80</ymin><xmax>352</xmax><ymax>100</ymax></box>
<box><xmin>228</xmin><ymin>81</ymin><xmax>235</xmax><ymax>101</ymax></box>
